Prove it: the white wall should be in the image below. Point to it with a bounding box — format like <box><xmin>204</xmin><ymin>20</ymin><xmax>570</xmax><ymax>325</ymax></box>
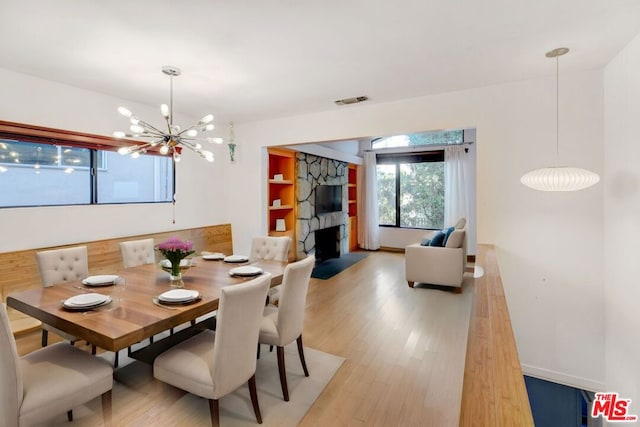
<box><xmin>0</xmin><ymin>68</ymin><xmax>231</xmax><ymax>252</ymax></box>
<box><xmin>604</xmin><ymin>32</ymin><xmax>640</xmax><ymax>406</ymax></box>
<box><xmin>234</xmin><ymin>71</ymin><xmax>605</xmax><ymax>391</ymax></box>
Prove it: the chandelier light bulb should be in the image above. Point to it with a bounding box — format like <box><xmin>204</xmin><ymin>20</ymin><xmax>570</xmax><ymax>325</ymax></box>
<box><xmin>186</xmin><ymin>129</ymin><xmax>198</xmax><ymax>137</ymax></box>
<box><xmin>204</xmin><ymin>124</ymin><xmax>215</xmax><ymax>132</ymax></box>
<box><xmin>208</xmin><ymin>137</ymin><xmax>223</xmax><ymax>144</ymax></box>
<box><xmin>195</xmin><ymin>143</ymin><xmax>202</xmax><ymax>149</ymax></box>
<box><xmin>129</xmin><ymin>117</ymin><xmax>140</xmax><ymax>125</ymax></box>
<box><xmin>117</xmin><ymin>147</ymin><xmax>131</xmax><ymax>155</ymax></box>
<box><xmin>173</xmin><ymin>152</ymin><xmax>181</xmax><ymax>162</ymax></box>
<box><xmin>131</xmin><ymin>151</ymin><xmax>140</xmax><ymax>159</ymax></box>
<box><xmin>117</xmin><ymin>106</ymin><xmax>132</xmax><ymax>118</ymax></box>
<box><xmin>160</xmin><ymin>104</ymin><xmax>170</xmax><ymax>118</ymax></box>
<box><xmin>113</xmin><ymin>131</ymin><xmax>126</xmax><ymax>139</ymax></box>
<box><xmin>199</xmin><ymin>114</ymin><xmax>214</xmax><ymax>124</ymax></box>
<box><xmin>159</xmin><ymin>145</ymin><xmax>170</xmax><ymax>155</ymax></box>
<box><xmin>130</xmin><ymin>125</ymin><xmax>145</xmax><ymax>134</ymax></box>
<box><xmin>204</xmin><ymin>151</ymin><xmax>214</xmax><ymax>162</ymax></box>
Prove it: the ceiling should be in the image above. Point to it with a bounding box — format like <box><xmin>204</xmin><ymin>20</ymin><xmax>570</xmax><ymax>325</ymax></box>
<box><xmin>1</xmin><ymin>1</ymin><xmax>639</xmax><ymax>125</ymax></box>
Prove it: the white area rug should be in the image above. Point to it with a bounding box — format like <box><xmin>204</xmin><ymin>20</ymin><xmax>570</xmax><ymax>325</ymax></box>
<box><xmin>41</xmin><ymin>342</ymin><xmax>344</xmax><ymax>426</ymax></box>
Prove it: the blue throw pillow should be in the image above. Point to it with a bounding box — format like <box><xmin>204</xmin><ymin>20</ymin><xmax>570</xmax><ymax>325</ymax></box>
<box><xmin>442</xmin><ymin>226</ymin><xmax>455</xmax><ymax>246</ymax></box>
<box><xmin>420</xmin><ymin>238</ymin><xmax>431</xmax><ymax>246</ymax></box>
<box><xmin>429</xmin><ymin>231</ymin><xmax>446</xmax><ymax>247</ymax></box>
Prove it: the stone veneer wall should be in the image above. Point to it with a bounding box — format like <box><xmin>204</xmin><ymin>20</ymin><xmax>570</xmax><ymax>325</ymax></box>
<box><xmin>296</xmin><ymin>153</ymin><xmax>349</xmax><ymax>257</ymax></box>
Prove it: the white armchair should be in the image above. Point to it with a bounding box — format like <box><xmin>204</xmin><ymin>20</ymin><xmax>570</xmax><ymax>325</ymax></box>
<box><xmin>405</xmin><ymin>229</ymin><xmax>467</xmax><ymax>292</ymax></box>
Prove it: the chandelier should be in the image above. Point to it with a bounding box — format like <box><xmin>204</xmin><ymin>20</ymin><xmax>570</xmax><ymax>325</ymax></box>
<box><xmin>521</xmin><ymin>48</ymin><xmax>599</xmax><ymax>191</ymax></box>
<box><xmin>113</xmin><ymin>66</ymin><xmax>223</xmax><ymax>162</ymax></box>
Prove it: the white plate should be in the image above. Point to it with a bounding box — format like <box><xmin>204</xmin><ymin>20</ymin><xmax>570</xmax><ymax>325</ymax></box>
<box><xmin>160</xmin><ymin>259</ymin><xmax>193</xmax><ymax>268</ymax></box>
<box><xmin>158</xmin><ymin>289</ymin><xmax>200</xmax><ymax>302</ymax></box>
<box><xmin>64</xmin><ymin>293</ymin><xmax>109</xmax><ymax>308</ymax></box>
<box><xmin>202</xmin><ymin>253</ymin><xmax>225</xmax><ymax>260</ymax></box>
<box><xmin>223</xmin><ymin>255</ymin><xmax>249</xmax><ymax>263</ymax></box>
<box><xmin>229</xmin><ymin>266</ymin><xmax>263</xmax><ymax>277</ymax></box>
<box><xmin>82</xmin><ymin>275</ymin><xmax>119</xmax><ymax>286</ymax></box>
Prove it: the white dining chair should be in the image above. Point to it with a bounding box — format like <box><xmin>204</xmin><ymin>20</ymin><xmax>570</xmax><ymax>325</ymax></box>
<box><xmin>153</xmin><ymin>273</ymin><xmax>271</xmax><ymax>426</ymax></box>
<box><xmin>119</xmin><ymin>238</ymin><xmax>155</xmax><ymax>268</ymax></box>
<box><xmin>35</xmin><ymin>246</ymin><xmax>92</xmax><ymax>350</ymax></box>
<box><xmin>119</xmin><ymin>238</ymin><xmax>161</xmax><ymax>367</ymax></box>
<box><xmin>1</xmin><ymin>302</ymin><xmax>113</xmax><ymax>426</ymax></box>
<box><xmin>250</xmin><ymin>236</ymin><xmax>290</xmax><ymax>305</ymax></box>
<box><xmin>257</xmin><ymin>254</ymin><xmax>315</xmax><ymax>401</ymax></box>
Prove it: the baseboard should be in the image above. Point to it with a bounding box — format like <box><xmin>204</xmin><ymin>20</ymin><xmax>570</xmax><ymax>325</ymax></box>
<box><xmin>521</xmin><ymin>364</ymin><xmax>605</xmax><ymax>392</ymax></box>
<box><xmin>379</xmin><ymin>246</ymin><xmax>404</xmax><ymax>253</ymax></box>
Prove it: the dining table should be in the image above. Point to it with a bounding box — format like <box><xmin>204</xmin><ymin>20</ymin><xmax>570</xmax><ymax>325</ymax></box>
<box><xmin>6</xmin><ymin>256</ymin><xmax>286</xmax><ymax>353</ymax></box>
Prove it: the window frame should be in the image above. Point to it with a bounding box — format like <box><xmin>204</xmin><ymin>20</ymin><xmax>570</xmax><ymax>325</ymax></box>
<box><xmin>376</xmin><ymin>150</ymin><xmax>445</xmax><ymax>229</ymax></box>
<box><xmin>0</xmin><ymin>120</ymin><xmax>174</xmax><ymax>208</ymax></box>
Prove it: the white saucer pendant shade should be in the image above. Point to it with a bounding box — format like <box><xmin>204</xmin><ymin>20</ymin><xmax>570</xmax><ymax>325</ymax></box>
<box><xmin>521</xmin><ymin>166</ymin><xmax>600</xmax><ymax>191</ymax></box>
<box><xmin>521</xmin><ymin>47</ymin><xmax>600</xmax><ymax>192</ymax></box>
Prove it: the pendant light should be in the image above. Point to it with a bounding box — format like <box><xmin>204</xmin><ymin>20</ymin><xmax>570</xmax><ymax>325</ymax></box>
<box><xmin>521</xmin><ymin>48</ymin><xmax>600</xmax><ymax>191</ymax></box>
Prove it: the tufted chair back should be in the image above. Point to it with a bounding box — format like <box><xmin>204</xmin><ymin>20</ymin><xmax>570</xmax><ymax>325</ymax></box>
<box><xmin>120</xmin><ymin>238</ymin><xmax>156</xmax><ymax>268</ymax></box>
<box><xmin>0</xmin><ymin>302</ymin><xmax>22</xmax><ymax>427</ymax></box>
<box><xmin>250</xmin><ymin>236</ymin><xmax>291</xmax><ymax>262</ymax></box>
<box><xmin>36</xmin><ymin>246</ymin><xmax>89</xmax><ymax>287</ymax></box>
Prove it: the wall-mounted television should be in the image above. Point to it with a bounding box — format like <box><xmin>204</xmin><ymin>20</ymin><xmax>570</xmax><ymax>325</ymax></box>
<box><xmin>315</xmin><ymin>185</ymin><xmax>342</xmax><ymax>214</ymax></box>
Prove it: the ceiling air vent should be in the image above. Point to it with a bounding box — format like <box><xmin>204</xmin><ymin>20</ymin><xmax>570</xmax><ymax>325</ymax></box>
<box><xmin>334</xmin><ymin>96</ymin><xmax>368</xmax><ymax>106</ymax></box>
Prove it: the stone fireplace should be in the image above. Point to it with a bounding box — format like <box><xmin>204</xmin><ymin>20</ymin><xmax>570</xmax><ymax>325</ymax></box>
<box><xmin>296</xmin><ymin>153</ymin><xmax>349</xmax><ymax>258</ymax></box>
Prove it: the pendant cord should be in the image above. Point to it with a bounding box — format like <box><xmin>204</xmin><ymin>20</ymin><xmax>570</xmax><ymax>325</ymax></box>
<box><xmin>169</xmin><ymin>75</ymin><xmax>174</xmax><ymax>128</ymax></box>
<box><xmin>556</xmin><ymin>56</ymin><xmax>560</xmax><ymax>166</ymax></box>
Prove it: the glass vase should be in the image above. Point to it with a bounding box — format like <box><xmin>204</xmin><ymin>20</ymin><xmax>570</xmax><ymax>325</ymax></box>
<box><xmin>170</xmin><ymin>264</ymin><xmax>184</xmax><ymax>288</ymax></box>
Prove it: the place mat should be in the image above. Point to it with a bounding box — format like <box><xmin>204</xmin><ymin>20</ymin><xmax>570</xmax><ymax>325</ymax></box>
<box><xmin>229</xmin><ymin>266</ymin><xmax>263</xmax><ymax>277</ymax></box>
<box><xmin>153</xmin><ymin>296</ymin><xmax>202</xmax><ymax>306</ymax></box>
<box><xmin>63</xmin><ymin>296</ymin><xmax>112</xmax><ymax>311</ymax></box>
<box><xmin>158</xmin><ymin>289</ymin><xmax>200</xmax><ymax>302</ymax></box>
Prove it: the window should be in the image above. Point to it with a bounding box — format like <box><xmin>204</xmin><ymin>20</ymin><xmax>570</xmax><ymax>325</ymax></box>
<box><xmin>377</xmin><ymin>151</ymin><xmax>444</xmax><ymax>229</ymax></box>
<box><xmin>0</xmin><ymin>121</ymin><xmax>173</xmax><ymax>208</ymax></box>
<box><xmin>372</xmin><ymin>129</ymin><xmax>463</xmax><ymax>149</ymax></box>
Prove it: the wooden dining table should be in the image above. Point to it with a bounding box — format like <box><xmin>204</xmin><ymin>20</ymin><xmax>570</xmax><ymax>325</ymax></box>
<box><xmin>7</xmin><ymin>257</ymin><xmax>286</xmax><ymax>353</ymax></box>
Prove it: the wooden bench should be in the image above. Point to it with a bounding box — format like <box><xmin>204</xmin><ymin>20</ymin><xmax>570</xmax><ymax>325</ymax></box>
<box><xmin>0</xmin><ymin>224</ymin><xmax>233</xmax><ymax>337</ymax></box>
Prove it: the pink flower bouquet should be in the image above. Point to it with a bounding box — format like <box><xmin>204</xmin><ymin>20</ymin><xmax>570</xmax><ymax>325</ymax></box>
<box><xmin>156</xmin><ymin>237</ymin><xmax>195</xmax><ymax>276</ymax></box>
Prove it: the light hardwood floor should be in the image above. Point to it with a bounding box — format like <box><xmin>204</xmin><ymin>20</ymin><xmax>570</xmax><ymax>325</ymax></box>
<box><xmin>15</xmin><ymin>251</ymin><xmax>475</xmax><ymax>426</ymax></box>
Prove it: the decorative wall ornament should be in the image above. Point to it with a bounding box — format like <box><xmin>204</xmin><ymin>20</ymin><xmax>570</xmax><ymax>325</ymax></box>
<box><xmin>227</xmin><ymin>121</ymin><xmax>237</xmax><ymax>163</ymax></box>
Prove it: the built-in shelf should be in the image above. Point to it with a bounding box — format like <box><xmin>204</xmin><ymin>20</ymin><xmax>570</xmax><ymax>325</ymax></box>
<box><xmin>268</xmin><ymin>179</ymin><xmax>294</xmax><ymax>185</ymax></box>
<box><xmin>348</xmin><ymin>164</ymin><xmax>358</xmax><ymax>251</ymax></box>
<box><xmin>267</xmin><ymin>148</ymin><xmax>297</xmax><ymax>261</ymax></box>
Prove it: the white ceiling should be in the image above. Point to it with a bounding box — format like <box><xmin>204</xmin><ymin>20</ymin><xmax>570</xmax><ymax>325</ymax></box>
<box><xmin>1</xmin><ymin>1</ymin><xmax>639</xmax><ymax>125</ymax></box>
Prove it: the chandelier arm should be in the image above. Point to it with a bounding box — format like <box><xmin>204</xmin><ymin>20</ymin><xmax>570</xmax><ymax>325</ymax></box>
<box><xmin>163</xmin><ymin>116</ymin><xmax>173</xmax><ymax>135</ymax></box>
<box><xmin>177</xmin><ymin>124</ymin><xmax>200</xmax><ymax>136</ymax></box>
<box><xmin>135</xmin><ymin>118</ymin><xmax>166</xmax><ymax>136</ymax></box>
<box><xmin>128</xmin><ymin>141</ymin><xmax>155</xmax><ymax>153</ymax></box>
<box><xmin>176</xmin><ymin>141</ymin><xmax>203</xmax><ymax>155</ymax></box>
<box><xmin>177</xmin><ymin>139</ymin><xmax>200</xmax><ymax>149</ymax></box>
